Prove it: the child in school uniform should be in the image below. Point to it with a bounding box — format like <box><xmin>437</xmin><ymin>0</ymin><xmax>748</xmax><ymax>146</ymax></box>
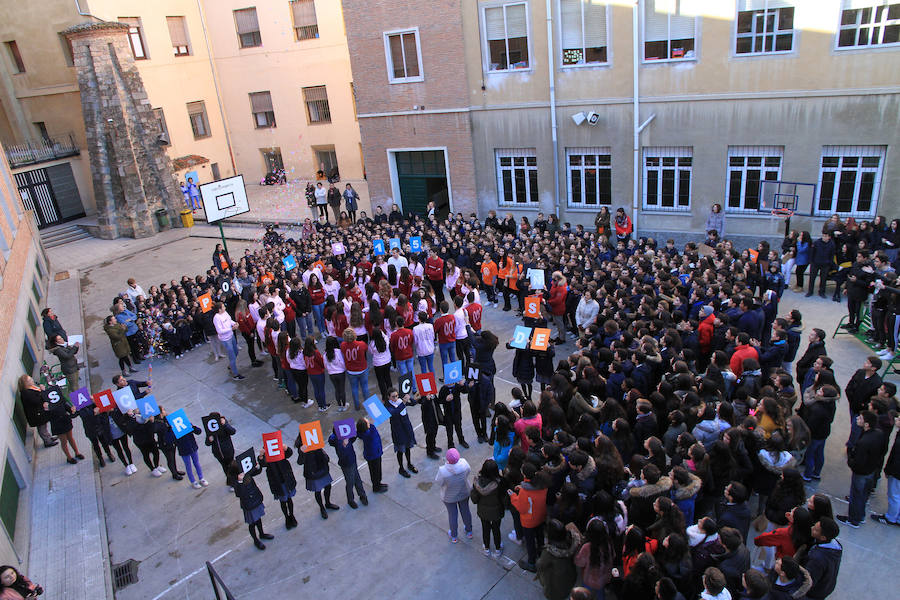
<box><xmin>357</xmin><ymin>417</ymin><xmax>389</xmax><ymax>493</ymax></box>
<box><xmin>328</xmin><ymin>425</ymin><xmax>368</xmax><ymax>509</ymax></box>
<box><xmin>259</xmin><ymin>446</ymin><xmax>299</xmax><ymax>529</ymax></box>
<box><xmin>386</xmin><ymin>387</ymin><xmax>418</xmax><ymax>478</ymax></box>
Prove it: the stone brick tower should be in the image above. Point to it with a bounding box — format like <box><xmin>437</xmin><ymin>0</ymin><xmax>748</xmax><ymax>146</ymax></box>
<box><xmin>64</xmin><ymin>22</ymin><xmax>184</xmax><ymax>239</ymax></box>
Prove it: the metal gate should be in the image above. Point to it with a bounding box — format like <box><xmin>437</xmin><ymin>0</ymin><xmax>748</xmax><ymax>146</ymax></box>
<box><xmin>15</xmin><ymin>168</ymin><xmax>62</xmax><ymax>229</ymax></box>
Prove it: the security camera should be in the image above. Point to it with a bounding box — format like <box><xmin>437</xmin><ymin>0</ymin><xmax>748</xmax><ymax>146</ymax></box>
<box><xmin>156</xmin><ymin>133</ymin><xmax>170</xmax><ymax>146</ymax></box>
<box><xmin>586</xmin><ymin>111</ymin><xmax>599</xmax><ymax>125</ymax></box>
<box><xmin>572</xmin><ymin>112</ymin><xmax>586</xmax><ymax>126</ymax></box>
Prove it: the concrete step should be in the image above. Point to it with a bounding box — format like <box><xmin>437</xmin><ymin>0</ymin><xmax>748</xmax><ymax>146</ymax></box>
<box><xmin>41</xmin><ymin>226</ymin><xmax>94</xmax><ymax>248</ymax></box>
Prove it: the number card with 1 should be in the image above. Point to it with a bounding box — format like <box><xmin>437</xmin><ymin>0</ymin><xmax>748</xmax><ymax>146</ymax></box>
<box><xmin>282</xmin><ymin>255</ymin><xmax>298</xmax><ymax>271</ymax></box>
<box><xmin>363</xmin><ymin>395</ymin><xmax>390</xmax><ymax>426</ymax></box>
<box><xmin>373</xmin><ymin>239</ymin><xmax>386</xmax><ymax>256</ymax></box>
<box><xmin>510</xmin><ymin>326</ymin><xmax>532</xmax><ymax>350</ymax></box>
<box><xmin>92</xmin><ymin>389</ymin><xmax>116</xmax><ymax>413</ymax></box>
<box><xmin>415</xmin><ymin>372</ymin><xmax>437</xmax><ymax>395</ymax></box>
<box><xmin>530</xmin><ymin>328</ymin><xmax>552</xmax><ymax>351</ymax></box>
<box><xmin>298</xmin><ymin>420</ymin><xmax>325</xmax><ymax>451</ymax></box>
<box><xmin>262</xmin><ymin>431</ymin><xmax>284</xmax><ymax>461</ymax></box>
<box><xmin>166</xmin><ymin>408</ymin><xmax>193</xmax><ymax>439</ymax></box>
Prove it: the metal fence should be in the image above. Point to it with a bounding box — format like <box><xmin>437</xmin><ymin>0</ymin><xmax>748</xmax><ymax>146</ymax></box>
<box><xmin>4</xmin><ymin>134</ymin><xmax>79</xmax><ymax>168</ymax></box>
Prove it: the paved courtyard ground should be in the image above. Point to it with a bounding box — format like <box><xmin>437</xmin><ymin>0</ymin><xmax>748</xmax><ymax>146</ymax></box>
<box><xmin>44</xmin><ymin>231</ymin><xmax>900</xmax><ymax>599</ymax></box>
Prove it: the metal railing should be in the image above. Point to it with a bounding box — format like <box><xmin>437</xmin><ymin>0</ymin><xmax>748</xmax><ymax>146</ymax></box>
<box><xmin>5</xmin><ymin>133</ymin><xmax>80</xmax><ymax>168</ymax></box>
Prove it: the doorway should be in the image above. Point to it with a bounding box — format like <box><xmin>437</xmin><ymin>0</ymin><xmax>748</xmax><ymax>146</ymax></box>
<box><xmin>393</xmin><ymin>150</ymin><xmax>450</xmax><ymax>218</ymax></box>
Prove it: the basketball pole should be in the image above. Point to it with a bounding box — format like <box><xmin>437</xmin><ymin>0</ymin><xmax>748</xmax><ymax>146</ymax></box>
<box><xmin>219</xmin><ymin>222</ymin><xmax>229</xmax><ymax>256</ymax></box>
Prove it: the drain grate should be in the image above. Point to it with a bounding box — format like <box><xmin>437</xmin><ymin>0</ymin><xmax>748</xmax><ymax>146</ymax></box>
<box><xmin>111</xmin><ymin>559</ymin><xmax>139</xmax><ymax>591</ymax></box>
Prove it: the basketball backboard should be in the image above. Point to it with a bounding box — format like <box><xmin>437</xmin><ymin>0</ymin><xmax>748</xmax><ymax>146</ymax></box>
<box><xmin>200</xmin><ymin>175</ymin><xmax>250</xmax><ymax>223</ymax></box>
<box><xmin>758</xmin><ymin>180</ymin><xmax>816</xmax><ymax>217</ymax></box>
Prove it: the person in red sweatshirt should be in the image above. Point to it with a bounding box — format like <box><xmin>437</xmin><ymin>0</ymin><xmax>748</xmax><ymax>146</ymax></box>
<box><xmin>464</xmin><ymin>292</ymin><xmax>483</xmax><ymax>333</ymax></box>
<box><xmin>425</xmin><ymin>249</ymin><xmax>446</xmax><ymax>305</ymax></box>
<box><xmin>547</xmin><ymin>271</ymin><xmax>568</xmax><ymax>344</ymax></box>
<box><xmin>389</xmin><ymin>316</ymin><xmax>415</xmax><ymax>375</ymax></box>
<box><xmin>730</xmin><ymin>332</ymin><xmax>759</xmax><ymax>377</ymax></box>
<box><xmin>434</xmin><ymin>302</ymin><xmax>457</xmax><ymax>368</ymax></box>
<box><xmin>341</xmin><ymin>329</ymin><xmax>369</xmax><ymax>410</ymax></box>
<box><xmin>303</xmin><ymin>337</ymin><xmax>329</xmax><ymax>412</ymax></box>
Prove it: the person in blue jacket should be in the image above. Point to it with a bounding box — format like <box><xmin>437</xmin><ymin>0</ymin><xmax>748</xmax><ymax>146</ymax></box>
<box><xmin>794</xmin><ymin>231</ymin><xmax>812</xmax><ymax>290</ymax></box>
<box><xmin>173</xmin><ymin>420</ymin><xmax>207</xmax><ymax>489</ymax></box>
<box><xmin>328</xmin><ymin>425</ymin><xmax>368</xmax><ymax>509</ymax></box>
<box><xmin>357</xmin><ymin>417</ymin><xmax>388</xmax><ymax>493</ymax></box>
<box><xmin>387</xmin><ymin>387</ymin><xmax>418</xmax><ymax>478</ymax></box>
<box><xmin>259</xmin><ymin>446</ymin><xmax>298</xmax><ymax>529</ymax></box>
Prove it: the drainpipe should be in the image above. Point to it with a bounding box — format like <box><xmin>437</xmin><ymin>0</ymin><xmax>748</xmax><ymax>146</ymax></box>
<box><xmin>632</xmin><ymin>1</ymin><xmax>640</xmax><ymax>236</ymax></box>
<box><xmin>546</xmin><ymin>0</ymin><xmax>560</xmax><ymax>219</ymax></box>
<box><xmin>73</xmin><ymin>0</ymin><xmax>101</xmax><ymax>19</ymax></box>
<box><xmin>196</xmin><ymin>0</ymin><xmax>237</xmax><ymax>176</ymax></box>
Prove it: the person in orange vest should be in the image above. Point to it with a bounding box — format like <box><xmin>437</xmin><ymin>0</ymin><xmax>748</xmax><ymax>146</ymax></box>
<box><xmin>509</xmin><ymin>462</ymin><xmax>548</xmax><ymax>572</ymax></box>
<box><xmin>480</xmin><ymin>252</ymin><xmax>499</xmax><ymax>307</ymax></box>
<box><xmin>507</xmin><ymin>258</ymin><xmax>524</xmax><ymax>316</ymax></box>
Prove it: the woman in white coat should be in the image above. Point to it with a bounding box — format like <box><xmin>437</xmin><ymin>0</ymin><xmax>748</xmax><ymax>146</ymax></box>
<box><xmin>575</xmin><ymin>288</ymin><xmax>600</xmax><ymax>336</ymax></box>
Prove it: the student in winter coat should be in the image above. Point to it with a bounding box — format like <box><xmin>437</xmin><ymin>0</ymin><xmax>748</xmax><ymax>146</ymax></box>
<box><xmin>154</xmin><ymin>408</ymin><xmax>186</xmax><ymax>480</ymax></box>
<box><xmin>387</xmin><ymin>387</ymin><xmax>418</xmax><ymax>477</ymax></box>
<box><xmin>227</xmin><ymin>461</ymin><xmax>273</xmax><ymax>550</ymax></box>
<box><xmin>296</xmin><ymin>440</ymin><xmax>339</xmax><ymax>519</ymax></box>
<box><xmin>204</xmin><ymin>412</ymin><xmax>237</xmax><ymax>480</ymax></box>
<box><xmin>628</xmin><ymin>464</ymin><xmax>673</xmax><ymax>530</ymax></box>
<box><xmin>574</xmin><ymin>518</ymin><xmax>615</xmax><ymax>598</ymax></box>
<box><xmin>492</xmin><ymin>415</ymin><xmax>515</xmax><ymax>471</ymax></box>
<box><xmin>800</xmin><ymin>384</ymin><xmax>838</xmax><ymax>481</ymax></box>
<box><xmin>436</xmin><ymin>448</ymin><xmax>472</xmax><ymax>543</ymax></box>
<box><xmin>174</xmin><ymin>422</ymin><xmax>208</xmax><ymax>489</ymax></box>
<box><xmin>871</xmin><ymin>412</ymin><xmax>900</xmax><ymax>526</ymax></box>
<box><xmin>536</xmin><ymin>519</ymin><xmax>583</xmax><ymax>600</ymax></box>
<box><xmin>510</xmin><ymin>462</ymin><xmax>549</xmax><ymax>571</ymax></box>
<box><xmin>669</xmin><ymin>466</ymin><xmax>702</xmax><ymax>527</ymax></box>
<box><xmin>42</xmin><ymin>384</ymin><xmax>83</xmax><ymax>464</ymax></box>
<box><xmin>409</xmin><ymin>390</ymin><xmax>443</xmax><ymax>459</ymax></box>
<box><xmin>49</xmin><ymin>335</ymin><xmax>80</xmax><ymax>392</ymax></box>
<box><xmin>103</xmin><ymin>316</ymin><xmax>135</xmax><ymax>375</ymax></box>
<box><xmin>717</xmin><ymin>482</ymin><xmax>752</xmax><ymax>544</ymax></box>
<box><xmin>356</xmin><ymin>418</ymin><xmax>388</xmax><ymax>493</ymax></box>
<box><xmin>800</xmin><ymin>517</ymin><xmax>842</xmax><ymax>600</ymax></box>
<box><xmin>259</xmin><ymin>446</ymin><xmax>298</xmax><ymax>529</ymax></box>
<box><xmin>470</xmin><ymin>458</ymin><xmax>505</xmax><ymax>556</ymax></box>
<box><xmin>17</xmin><ymin>375</ymin><xmax>56</xmax><ymax>447</ymax></box>
<box><xmin>328</xmin><ymin>425</ymin><xmax>368</xmax><ymax>509</ymax></box>
<box><xmin>77</xmin><ymin>403</ymin><xmax>115</xmax><ymax>467</ymax></box>
<box><xmin>768</xmin><ymin>557</ymin><xmax>812</xmax><ymax>600</ymax></box>
<box><xmin>712</xmin><ymin>527</ymin><xmax>750</xmax><ymax>598</ymax></box>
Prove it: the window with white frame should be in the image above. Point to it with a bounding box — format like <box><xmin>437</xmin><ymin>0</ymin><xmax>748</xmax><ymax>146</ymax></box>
<box><xmin>496</xmin><ymin>149</ymin><xmax>538</xmax><ymax>206</ymax></box>
<box><xmin>725</xmin><ymin>146</ymin><xmax>783</xmax><ymax>212</ymax></box>
<box><xmin>567</xmin><ymin>148</ymin><xmax>611</xmax><ymax>207</ymax></box>
<box><xmin>119</xmin><ymin>18</ymin><xmax>148</xmax><ymax>60</ymax></box>
<box><xmin>384</xmin><ymin>29</ymin><xmax>423</xmax><ymax>83</ymax></box>
<box><xmin>643</xmin><ymin>147</ymin><xmax>692</xmax><ymax>211</ymax></box>
<box><xmin>643</xmin><ymin>0</ymin><xmax>697</xmax><ymax>61</ymax></box>
<box><xmin>816</xmin><ymin>146</ymin><xmax>885</xmax><ymax>217</ymax></box>
<box><xmin>736</xmin><ymin>1</ymin><xmax>794</xmax><ymax>54</ymax></box>
<box><xmin>560</xmin><ymin>0</ymin><xmax>609</xmax><ymax>66</ymax></box>
<box><xmin>838</xmin><ymin>1</ymin><xmax>900</xmax><ymax>48</ymax></box>
<box><xmin>483</xmin><ymin>2</ymin><xmax>530</xmax><ymax>71</ymax></box>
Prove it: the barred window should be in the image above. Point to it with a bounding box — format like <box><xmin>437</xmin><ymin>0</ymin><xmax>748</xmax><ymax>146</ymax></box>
<box><xmin>234</xmin><ymin>8</ymin><xmax>262</xmax><ymax>48</ymax></box>
<box><xmin>302</xmin><ymin>86</ymin><xmax>331</xmax><ymax>124</ymax></box>
<box><xmin>290</xmin><ymin>0</ymin><xmax>319</xmax><ymax>41</ymax></box>
<box><xmin>249</xmin><ymin>91</ymin><xmax>276</xmax><ymax>128</ymax></box>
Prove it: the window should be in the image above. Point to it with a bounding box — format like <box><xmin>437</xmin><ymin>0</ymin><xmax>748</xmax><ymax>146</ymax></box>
<box><xmin>496</xmin><ymin>149</ymin><xmax>538</xmax><ymax>206</ymax></box>
<box><xmin>31</xmin><ymin>278</ymin><xmax>42</xmax><ymax>303</ymax></box>
<box><xmin>350</xmin><ymin>82</ymin><xmax>358</xmax><ymax>119</ymax></box>
<box><xmin>211</xmin><ymin>163</ymin><xmax>221</xmax><ymax>180</ymax></box>
<box><xmin>315</xmin><ymin>148</ymin><xmax>339</xmax><ymax>180</ymax></box>
<box><xmin>249</xmin><ymin>92</ymin><xmax>276</xmax><ymax>128</ymax></box>
<box><xmin>725</xmin><ymin>146</ymin><xmax>783</xmax><ymax>212</ymax></box>
<box><xmin>152</xmin><ymin>108</ymin><xmax>169</xmax><ymax>138</ymax></box>
<box><xmin>167</xmin><ymin>16</ymin><xmax>191</xmax><ymax>56</ymax></box>
<box><xmin>261</xmin><ymin>148</ymin><xmax>284</xmax><ymax>172</ymax></box>
<box><xmin>560</xmin><ymin>0</ymin><xmax>609</xmax><ymax>66</ymax></box>
<box><xmin>816</xmin><ymin>146</ymin><xmax>885</xmax><ymax>217</ymax></box>
<box><xmin>290</xmin><ymin>0</ymin><xmax>319</xmax><ymax>41</ymax></box>
<box><xmin>5</xmin><ymin>41</ymin><xmax>25</xmax><ymax>73</ymax></box>
<box><xmin>384</xmin><ymin>29</ymin><xmax>423</xmax><ymax>83</ymax></box>
<box><xmin>567</xmin><ymin>148</ymin><xmax>611</xmax><ymax>207</ymax></box>
<box><xmin>26</xmin><ymin>305</ymin><xmax>38</xmax><ymax>332</ymax></box>
<box><xmin>34</xmin><ymin>122</ymin><xmax>49</xmax><ymax>141</ymax></box>
<box><xmin>187</xmin><ymin>101</ymin><xmax>210</xmax><ymax>138</ymax></box>
<box><xmin>838</xmin><ymin>1</ymin><xmax>900</xmax><ymax>48</ymax></box>
<box><xmin>0</xmin><ymin>456</ymin><xmax>23</xmax><ymax>540</ymax></box>
<box><xmin>302</xmin><ymin>86</ymin><xmax>331</xmax><ymax>124</ymax></box>
<box><xmin>483</xmin><ymin>2</ymin><xmax>530</xmax><ymax>71</ymax></box>
<box><xmin>20</xmin><ymin>338</ymin><xmax>35</xmax><ymax>376</ymax></box>
<box><xmin>736</xmin><ymin>1</ymin><xmax>794</xmax><ymax>54</ymax></box>
<box><xmin>643</xmin><ymin>0</ymin><xmax>697</xmax><ymax>61</ymax></box>
<box><xmin>642</xmin><ymin>147</ymin><xmax>692</xmax><ymax>211</ymax></box>
<box><xmin>234</xmin><ymin>8</ymin><xmax>262</xmax><ymax>48</ymax></box>
<box><xmin>120</xmin><ymin>17</ymin><xmax>148</xmax><ymax>59</ymax></box>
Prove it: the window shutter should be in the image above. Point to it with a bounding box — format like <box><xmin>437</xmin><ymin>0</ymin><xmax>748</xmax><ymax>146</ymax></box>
<box><xmin>560</xmin><ymin>0</ymin><xmax>583</xmax><ymax>49</ymax></box>
<box><xmin>167</xmin><ymin>17</ymin><xmax>189</xmax><ymax>47</ymax></box>
<box><xmin>187</xmin><ymin>101</ymin><xmax>205</xmax><ymax>115</ymax></box>
<box><xmin>303</xmin><ymin>86</ymin><xmax>328</xmax><ymax>102</ymax></box>
<box><xmin>738</xmin><ymin>0</ymin><xmax>792</xmax><ymax>10</ymax></box>
<box><xmin>644</xmin><ymin>0</ymin><xmax>670</xmax><ymax>42</ymax></box>
<box><xmin>234</xmin><ymin>8</ymin><xmax>259</xmax><ymax>34</ymax></box>
<box><xmin>669</xmin><ymin>13</ymin><xmax>695</xmax><ymax>39</ymax></box>
<box><xmin>485</xmin><ymin>7</ymin><xmax>506</xmax><ymax>40</ymax></box>
<box><xmin>584</xmin><ymin>1</ymin><xmax>608</xmax><ymax>47</ymax></box>
<box><xmin>249</xmin><ymin>92</ymin><xmax>273</xmax><ymax>113</ymax></box>
<box><xmin>291</xmin><ymin>0</ymin><xmax>317</xmax><ymax>26</ymax></box>
<box><xmin>506</xmin><ymin>3</ymin><xmax>528</xmax><ymax>38</ymax></box>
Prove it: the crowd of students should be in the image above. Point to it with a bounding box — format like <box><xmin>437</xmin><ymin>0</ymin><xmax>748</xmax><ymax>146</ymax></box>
<box><xmin>25</xmin><ymin>205</ymin><xmax>900</xmax><ymax>599</ymax></box>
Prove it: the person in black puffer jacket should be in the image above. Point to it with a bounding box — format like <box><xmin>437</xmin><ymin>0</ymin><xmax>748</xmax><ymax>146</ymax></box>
<box><xmin>296</xmin><ymin>442</ymin><xmax>339</xmax><ymax>520</ymax></box>
<box><xmin>259</xmin><ymin>447</ymin><xmax>298</xmax><ymax>529</ymax></box>
<box><xmin>227</xmin><ymin>461</ymin><xmax>273</xmax><ymax>550</ymax></box>
<box><xmin>470</xmin><ymin>458</ymin><xmax>506</xmax><ymax>557</ymax></box>
<box><xmin>204</xmin><ymin>412</ymin><xmax>236</xmax><ymax>480</ymax></box>
<box><xmin>154</xmin><ymin>408</ymin><xmax>186</xmax><ymax>481</ymax></box>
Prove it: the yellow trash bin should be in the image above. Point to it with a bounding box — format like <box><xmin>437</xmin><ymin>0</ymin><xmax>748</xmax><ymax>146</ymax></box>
<box><xmin>180</xmin><ymin>209</ymin><xmax>194</xmax><ymax>228</ymax></box>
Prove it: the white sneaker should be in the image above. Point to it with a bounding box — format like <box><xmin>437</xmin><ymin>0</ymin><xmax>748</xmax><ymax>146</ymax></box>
<box><xmin>192</xmin><ymin>481</ymin><xmax>202</xmax><ymax>489</ymax></box>
<box><xmin>199</xmin><ymin>478</ymin><xmax>209</xmax><ymax>487</ymax></box>
<box><xmin>302</xmin><ymin>400</ymin><xmax>315</xmax><ymax>408</ymax></box>
<box><xmin>507</xmin><ymin>531</ymin><xmax>522</xmax><ymax>545</ymax></box>
<box><xmin>157</xmin><ymin>465</ymin><xmax>167</xmax><ymax>473</ymax></box>
<box><xmin>492</xmin><ymin>546</ymin><xmax>503</xmax><ymax>558</ymax></box>
<box><xmin>125</xmin><ymin>465</ymin><xmax>134</xmax><ymax>476</ymax></box>
<box><xmin>483</xmin><ymin>546</ymin><xmax>491</xmax><ymax>557</ymax></box>
<box><xmin>151</xmin><ymin>468</ymin><xmax>162</xmax><ymax>477</ymax></box>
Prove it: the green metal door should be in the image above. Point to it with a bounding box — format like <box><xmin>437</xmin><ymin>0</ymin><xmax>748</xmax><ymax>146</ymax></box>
<box><xmin>395</xmin><ymin>151</ymin><xmax>448</xmax><ymax>216</ymax></box>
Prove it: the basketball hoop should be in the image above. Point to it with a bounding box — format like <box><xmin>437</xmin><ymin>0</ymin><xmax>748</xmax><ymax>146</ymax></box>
<box><xmin>772</xmin><ymin>208</ymin><xmax>794</xmax><ymax>219</ymax></box>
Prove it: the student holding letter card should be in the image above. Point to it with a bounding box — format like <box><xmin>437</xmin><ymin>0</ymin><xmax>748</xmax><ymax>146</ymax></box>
<box><xmin>226</xmin><ymin>460</ymin><xmax>273</xmax><ymax>550</ymax></box>
<box><xmin>295</xmin><ymin>434</ymin><xmax>339</xmax><ymax>520</ymax></box>
<box><xmin>259</xmin><ymin>445</ymin><xmax>298</xmax><ymax>529</ymax></box>
<box><xmin>387</xmin><ymin>387</ymin><xmax>418</xmax><ymax>478</ymax></box>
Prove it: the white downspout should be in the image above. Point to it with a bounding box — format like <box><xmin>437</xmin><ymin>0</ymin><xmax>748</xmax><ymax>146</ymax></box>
<box><xmin>546</xmin><ymin>0</ymin><xmax>560</xmax><ymax>219</ymax></box>
<box><xmin>632</xmin><ymin>1</ymin><xmax>640</xmax><ymax>236</ymax></box>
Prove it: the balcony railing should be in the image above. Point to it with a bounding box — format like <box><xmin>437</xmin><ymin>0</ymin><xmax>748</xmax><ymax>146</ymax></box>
<box><xmin>5</xmin><ymin>134</ymin><xmax>80</xmax><ymax>169</ymax></box>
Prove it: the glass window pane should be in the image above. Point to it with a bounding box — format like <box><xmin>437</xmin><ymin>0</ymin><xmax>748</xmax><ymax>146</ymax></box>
<box><xmin>729</xmin><ymin>156</ymin><xmax>745</xmax><ymax>167</ymax></box>
<box><xmin>836</xmin><ymin>170</ymin><xmax>857</xmax><ymax>212</ymax></box>
<box><xmin>526</xmin><ymin>156</ymin><xmax>536</xmax><ymax>167</ymax></box>
<box><xmin>500</xmin><ymin>157</ymin><xmax>511</xmax><ymax>167</ymax></box>
<box><xmin>843</xmin><ymin>156</ymin><xmax>859</xmax><ymax>167</ymax></box>
<box><xmin>858</xmin><ymin>172</ymin><xmax>875</xmax><ymax>213</ymax></box>
<box><xmin>584</xmin><ymin>155</ymin><xmax>596</xmax><ymax>166</ymax></box>
<box><xmin>744</xmin><ymin>170</ymin><xmax>761</xmax><ymax>210</ymax></box>
<box><xmin>778</xmin><ymin>8</ymin><xmax>794</xmax><ymax>31</ymax></box>
<box><xmin>569</xmin><ymin>155</ymin><xmax>582</xmax><ymax>166</ymax></box>
<box><xmin>765</xmin><ymin>157</ymin><xmax>781</xmax><ymax>167</ymax></box>
<box><xmin>585</xmin><ymin>169</ymin><xmax>597</xmax><ymax>205</ymax></box>
<box><xmin>662</xmin><ymin>157</ymin><xmax>676</xmax><ymax>167</ymax></box>
<box><xmin>402</xmin><ymin>33</ymin><xmax>419</xmax><ymax>77</ymax></box>
<box><xmin>661</xmin><ymin>169</ymin><xmax>675</xmax><ymax>206</ymax></box>
<box><xmin>502</xmin><ymin>170</ymin><xmax>513</xmax><ymax>203</ymax></box>
<box><xmin>838</xmin><ymin>28</ymin><xmax>857</xmax><ymax>46</ymax></box>
<box><xmin>515</xmin><ymin>168</ymin><xmax>527</xmax><ymax>203</ymax></box>
<box><xmin>818</xmin><ymin>172</ymin><xmax>835</xmax><ymax>212</ymax></box>
<box><xmin>747</xmin><ymin>157</ymin><xmax>762</xmax><ymax>167</ymax></box>
<box><xmin>598</xmin><ymin>155</ymin><xmax>611</xmax><ymax>167</ymax></box>
<box><xmin>822</xmin><ymin>156</ymin><xmax>840</xmax><ymax>168</ymax></box>
<box><xmin>599</xmin><ymin>169</ymin><xmax>611</xmax><ymax>205</ymax></box>
<box><xmin>646</xmin><ymin>170</ymin><xmax>658</xmax><ymax>205</ymax></box>
<box><xmin>528</xmin><ymin>170</ymin><xmax>538</xmax><ymax>203</ymax></box>
<box><xmin>841</xmin><ymin>9</ymin><xmax>859</xmax><ymax>27</ymax></box>
<box><xmin>862</xmin><ymin>156</ymin><xmax>880</xmax><ymax>168</ymax></box>
<box><xmin>571</xmin><ymin>169</ymin><xmax>582</xmax><ymax>204</ymax></box>
<box><xmin>728</xmin><ymin>171</ymin><xmax>743</xmax><ymax>207</ymax></box>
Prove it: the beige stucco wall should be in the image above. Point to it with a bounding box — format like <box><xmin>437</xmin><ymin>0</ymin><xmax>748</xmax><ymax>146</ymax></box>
<box><xmin>201</xmin><ymin>0</ymin><xmax>363</xmax><ymax>186</ymax></box>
